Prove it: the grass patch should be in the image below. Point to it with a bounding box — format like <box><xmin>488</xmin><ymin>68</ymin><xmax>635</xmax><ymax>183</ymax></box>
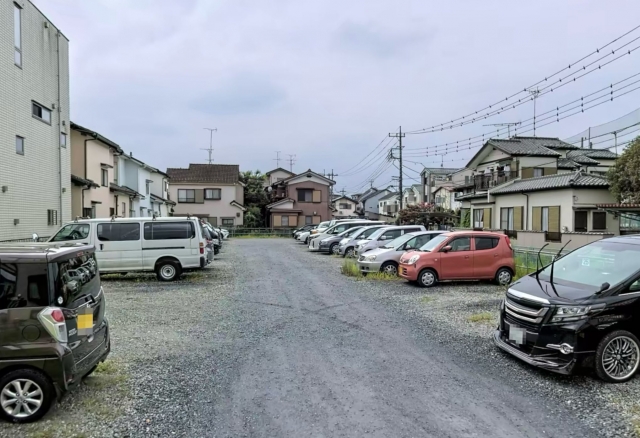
<box><xmin>420</xmin><ymin>296</ymin><xmax>435</xmax><ymax>304</ymax></box>
<box><xmin>341</xmin><ymin>259</ymin><xmax>363</xmax><ymax>278</ymax></box>
<box><xmin>28</xmin><ymin>432</ymin><xmax>55</xmax><ymax>438</ymax></box>
<box><xmin>234</xmin><ymin>234</ymin><xmax>287</xmax><ymax>239</ymax></box>
<box><xmin>366</xmin><ymin>272</ymin><xmax>402</xmax><ymax>281</ymax></box>
<box><xmin>467</xmin><ymin>312</ymin><xmax>495</xmax><ymax>323</ymax></box>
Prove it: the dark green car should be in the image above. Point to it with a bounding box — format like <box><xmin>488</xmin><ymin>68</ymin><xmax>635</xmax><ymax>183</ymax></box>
<box><xmin>0</xmin><ymin>243</ymin><xmax>110</xmax><ymax>423</ymax></box>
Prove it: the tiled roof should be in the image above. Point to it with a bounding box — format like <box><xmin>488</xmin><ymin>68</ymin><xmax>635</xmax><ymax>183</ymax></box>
<box><xmin>557</xmin><ymin>158</ymin><xmax>581</xmax><ymax>169</ymax></box>
<box><xmin>109</xmin><ymin>183</ymin><xmax>142</xmax><ymax>197</ymax></box>
<box><xmin>512</xmin><ymin>136</ymin><xmax>578</xmax><ymax>150</ymax></box>
<box><xmin>456</xmin><ymin>193</ymin><xmax>486</xmax><ymax>200</ymax></box>
<box><xmin>487</xmin><ymin>138</ymin><xmax>562</xmax><ymax>157</ymax></box>
<box><xmin>70</xmin><ymin>122</ymin><xmax>124</xmax><ymax>154</ymax></box>
<box><xmin>71</xmin><ymin>174</ymin><xmax>99</xmax><ymax>188</ymax></box>
<box><xmin>266</xmin><ymin>198</ymin><xmax>295</xmax><ymax>209</ymax></box>
<box><xmin>265</xmin><ymin>168</ymin><xmax>295</xmax><ymax>176</ymax></box>
<box><xmin>568</xmin><ymin>149</ymin><xmax>618</xmax><ymax>160</ymax></box>
<box><xmin>421</xmin><ymin>167</ymin><xmax>460</xmax><ymax>176</ymax></box>
<box><xmin>333</xmin><ymin>195</ymin><xmax>356</xmax><ymax>203</ymax></box>
<box><xmin>564</xmin><ymin>154</ymin><xmax>600</xmax><ymax>166</ymax></box>
<box><xmin>166</xmin><ymin>164</ymin><xmax>240</xmax><ymax>184</ymax></box>
<box><xmin>379</xmin><ymin>192</ymin><xmax>400</xmax><ymax>201</ymax></box>
<box><xmin>490</xmin><ymin>172</ymin><xmax>609</xmax><ymax>195</ymax></box>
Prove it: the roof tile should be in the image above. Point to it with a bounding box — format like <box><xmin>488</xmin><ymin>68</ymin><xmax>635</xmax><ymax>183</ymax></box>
<box><xmin>490</xmin><ymin>171</ymin><xmax>609</xmax><ymax>195</ymax></box>
<box><xmin>166</xmin><ymin>164</ymin><xmax>240</xmax><ymax>184</ymax></box>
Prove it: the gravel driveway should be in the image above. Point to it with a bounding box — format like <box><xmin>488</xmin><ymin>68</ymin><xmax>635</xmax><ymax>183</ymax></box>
<box><xmin>2</xmin><ymin>238</ymin><xmax>638</xmax><ymax>437</ymax></box>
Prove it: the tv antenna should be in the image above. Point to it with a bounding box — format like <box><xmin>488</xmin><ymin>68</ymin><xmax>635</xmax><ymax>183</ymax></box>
<box><xmin>202</xmin><ymin>128</ymin><xmax>217</xmax><ymax>164</ymax></box>
<box><xmin>483</xmin><ymin>122</ymin><xmax>521</xmax><ymax>138</ymax></box>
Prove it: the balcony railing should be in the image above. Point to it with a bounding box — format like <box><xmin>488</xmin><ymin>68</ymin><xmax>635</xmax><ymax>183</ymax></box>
<box><xmin>386</xmin><ymin>205</ymin><xmax>398</xmax><ymax>213</ymax></box>
<box><xmin>474</xmin><ymin>170</ymin><xmax>517</xmax><ymax>191</ymax></box>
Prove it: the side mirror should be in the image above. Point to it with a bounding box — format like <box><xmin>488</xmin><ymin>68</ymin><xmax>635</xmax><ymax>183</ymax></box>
<box><xmin>380</xmin><ymin>236</ymin><xmax>387</xmax><ymax>240</ymax></box>
<box><xmin>32</xmin><ymin>233</ymin><xmax>39</xmax><ymax>242</ymax></box>
<box><xmin>441</xmin><ymin>245</ymin><xmax>452</xmax><ymax>253</ymax></box>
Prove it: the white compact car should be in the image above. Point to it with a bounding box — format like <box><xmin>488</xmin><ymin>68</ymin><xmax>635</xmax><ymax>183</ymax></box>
<box><xmin>48</xmin><ymin>216</ymin><xmax>208</xmax><ymax>281</ymax></box>
<box><xmin>308</xmin><ymin>220</ymin><xmax>384</xmax><ymax>251</ymax></box>
<box><xmin>354</xmin><ymin>225</ymin><xmax>426</xmax><ymax>256</ymax></box>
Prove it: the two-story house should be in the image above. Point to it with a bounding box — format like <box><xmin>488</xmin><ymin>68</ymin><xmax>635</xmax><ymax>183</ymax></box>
<box><xmin>421</xmin><ymin>168</ymin><xmax>462</xmax><ymax>204</ymax></box>
<box><xmin>266</xmin><ymin>170</ymin><xmax>334</xmax><ymax>227</ymax></box>
<box><xmin>264</xmin><ymin>168</ymin><xmax>295</xmax><ymax>187</ymax></box>
<box><xmin>149</xmin><ymin>168</ymin><xmax>173</xmax><ymax>217</ymax></box>
<box><xmin>433</xmin><ymin>186</ymin><xmax>460</xmax><ymax>211</ymax></box>
<box><xmin>378</xmin><ymin>192</ymin><xmax>400</xmax><ymax>217</ymax></box>
<box><xmin>402</xmin><ymin>184</ymin><xmax>423</xmax><ymax>207</ymax></box>
<box><xmin>356</xmin><ymin>186</ymin><xmax>396</xmax><ymax>218</ymax></box>
<box><xmin>454</xmin><ymin>136</ymin><xmax>618</xmax><ymax>241</ymax></box>
<box><xmin>332</xmin><ymin>195</ymin><xmax>357</xmax><ymax>218</ymax></box>
<box><xmin>0</xmin><ymin>0</ymin><xmax>71</xmax><ymax>240</ymax></box>
<box><xmin>167</xmin><ymin>164</ymin><xmax>246</xmax><ymax>226</ymax></box>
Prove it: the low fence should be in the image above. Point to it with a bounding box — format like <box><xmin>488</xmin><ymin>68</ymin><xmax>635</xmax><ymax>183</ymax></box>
<box><xmin>227</xmin><ymin>228</ymin><xmax>292</xmax><ymax>238</ymax></box>
<box><xmin>512</xmin><ymin>246</ymin><xmax>569</xmax><ymax>274</ymax></box>
<box><xmin>0</xmin><ymin>236</ymin><xmax>50</xmax><ymax>243</ymax></box>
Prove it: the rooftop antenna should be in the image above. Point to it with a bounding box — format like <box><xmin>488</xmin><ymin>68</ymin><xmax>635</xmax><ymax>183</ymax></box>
<box><xmin>484</xmin><ymin>122</ymin><xmax>521</xmax><ymax>138</ymax></box>
<box><xmin>274</xmin><ymin>151</ymin><xmax>282</xmax><ymax>168</ymax></box>
<box><xmin>527</xmin><ymin>88</ymin><xmax>541</xmax><ymax>136</ymax></box>
<box><xmin>202</xmin><ymin>128</ymin><xmax>217</xmax><ymax>164</ymax></box>
<box><xmin>287</xmin><ymin>154</ymin><xmax>296</xmax><ymax>172</ymax></box>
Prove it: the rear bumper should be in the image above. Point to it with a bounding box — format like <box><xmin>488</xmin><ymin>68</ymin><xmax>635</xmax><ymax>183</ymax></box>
<box><xmin>493</xmin><ymin>330</ymin><xmax>576</xmax><ymax>375</ymax></box>
<box><xmin>399</xmin><ymin>264</ymin><xmax>419</xmax><ymax>281</ymax></box>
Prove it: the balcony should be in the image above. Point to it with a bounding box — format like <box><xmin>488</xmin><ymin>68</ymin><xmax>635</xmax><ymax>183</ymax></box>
<box><xmin>474</xmin><ymin>170</ymin><xmax>517</xmax><ymax>191</ymax></box>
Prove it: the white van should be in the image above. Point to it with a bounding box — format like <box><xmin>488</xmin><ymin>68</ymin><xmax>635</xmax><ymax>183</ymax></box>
<box><xmin>47</xmin><ymin>217</ymin><xmax>207</xmax><ymax>281</ymax></box>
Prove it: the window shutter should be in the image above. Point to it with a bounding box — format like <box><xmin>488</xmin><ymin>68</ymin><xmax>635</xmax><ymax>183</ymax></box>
<box><xmin>548</xmin><ymin>206</ymin><xmax>560</xmax><ymax>232</ymax></box>
<box><xmin>312</xmin><ymin>215</ymin><xmax>320</xmax><ymax>224</ymax></box>
<box><xmin>521</xmin><ymin>168</ymin><xmax>534</xmax><ymax>179</ymax></box>
<box><xmin>543</xmin><ymin>167</ymin><xmax>557</xmax><ymax>176</ymax></box>
<box><xmin>483</xmin><ymin>208</ymin><xmax>492</xmax><ymax>229</ymax></box>
<box><xmin>312</xmin><ymin>190</ymin><xmax>321</xmax><ymax>203</ymax></box>
<box><xmin>273</xmin><ymin>215</ymin><xmax>282</xmax><ymax>227</ymax></box>
<box><xmin>195</xmin><ymin>189</ymin><xmax>204</xmax><ymax>204</ymax></box>
<box><xmin>592</xmin><ymin>212</ymin><xmax>607</xmax><ymax>230</ymax></box>
<box><xmin>532</xmin><ymin>207</ymin><xmax>542</xmax><ymax>231</ymax></box>
<box><xmin>514</xmin><ymin>206</ymin><xmax>523</xmax><ymax>231</ymax></box>
<box><xmin>289</xmin><ymin>216</ymin><xmax>297</xmax><ymax>227</ymax></box>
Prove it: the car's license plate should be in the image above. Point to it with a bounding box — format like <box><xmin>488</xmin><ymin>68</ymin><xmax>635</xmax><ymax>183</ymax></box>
<box><xmin>509</xmin><ymin>326</ymin><xmax>526</xmax><ymax>344</ymax></box>
<box><xmin>77</xmin><ymin>307</ymin><xmax>94</xmax><ymax>336</ymax></box>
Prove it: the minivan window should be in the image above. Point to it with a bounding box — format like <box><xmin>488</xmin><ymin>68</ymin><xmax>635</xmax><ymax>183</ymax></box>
<box><xmin>0</xmin><ymin>262</ymin><xmax>49</xmax><ymax>309</ymax></box>
<box><xmin>384</xmin><ymin>233</ymin><xmax>414</xmax><ymax>249</ymax></box>
<box><xmin>357</xmin><ymin>226</ymin><xmax>386</xmax><ymax>239</ymax></box>
<box><xmin>51</xmin><ymin>253</ymin><xmax>100</xmax><ymax>307</ymax></box>
<box><xmin>51</xmin><ymin>223</ymin><xmax>90</xmax><ymax>241</ymax></box>
<box><xmin>144</xmin><ymin>222</ymin><xmax>195</xmax><ymax>240</ymax></box>
<box><xmin>538</xmin><ymin>240</ymin><xmax>640</xmax><ymax>290</ymax></box>
<box><xmin>343</xmin><ymin>227</ymin><xmax>363</xmax><ymax>237</ymax></box>
<box><xmin>97</xmin><ymin>223</ymin><xmax>140</xmax><ymax>241</ymax></box>
<box><xmin>419</xmin><ymin>233</ymin><xmax>450</xmax><ymax>252</ymax></box>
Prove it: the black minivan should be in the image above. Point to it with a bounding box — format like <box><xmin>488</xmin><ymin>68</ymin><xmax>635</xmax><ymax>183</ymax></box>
<box><xmin>495</xmin><ymin>235</ymin><xmax>640</xmax><ymax>383</ymax></box>
<box><xmin>0</xmin><ymin>243</ymin><xmax>110</xmax><ymax>422</ymax></box>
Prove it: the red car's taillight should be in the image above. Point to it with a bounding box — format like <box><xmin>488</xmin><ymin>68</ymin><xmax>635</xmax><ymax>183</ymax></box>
<box><xmin>505</xmin><ymin>236</ymin><xmax>512</xmax><ymax>250</ymax></box>
<box><xmin>38</xmin><ymin>307</ymin><xmax>68</xmax><ymax>343</ymax></box>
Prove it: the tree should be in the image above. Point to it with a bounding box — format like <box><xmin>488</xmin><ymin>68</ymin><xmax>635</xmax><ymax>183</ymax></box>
<box><xmin>239</xmin><ymin>170</ymin><xmax>270</xmax><ymax>227</ymax></box>
<box><xmin>607</xmin><ymin>136</ymin><xmax>640</xmax><ymax>203</ymax></box>
<box><xmin>397</xmin><ymin>203</ymin><xmax>457</xmax><ymax>228</ymax></box>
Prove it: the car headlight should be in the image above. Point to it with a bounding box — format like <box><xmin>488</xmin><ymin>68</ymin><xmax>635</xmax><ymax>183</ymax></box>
<box><xmin>365</xmin><ymin>255</ymin><xmax>377</xmax><ymax>261</ymax></box>
<box><xmin>408</xmin><ymin>255</ymin><xmax>420</xmax><ymax>265</ymax></box>
<box><xmin>551</xmin><ymin>305</ymin><xmax>593</xmax><ymax>323</ymax></box>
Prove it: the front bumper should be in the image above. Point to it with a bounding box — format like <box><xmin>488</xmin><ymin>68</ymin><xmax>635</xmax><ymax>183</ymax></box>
<box><xmin>357</xmin><ymin>259</ymin><xmax>383</xmax><ymax>272</ymax></box>
<box><xmin>398</xmin><ymin>263</ymin><xmax>419</xmax><ymax>281</ymax></box>
<box><xmin>308</xmin><ymin>238</ymin><xmax>322</xmax><ymax>251</ymax></box>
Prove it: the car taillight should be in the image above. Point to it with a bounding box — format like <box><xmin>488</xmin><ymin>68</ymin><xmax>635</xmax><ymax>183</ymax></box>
<box><xmin>505</xmin><ymin>236</ymin><xmax>512</xmax><ymax>250</ymax></box>
<box><xmin>38</xmin><ymin>307</ymin><xmax>68</xmax><ymax>343</ymax></box>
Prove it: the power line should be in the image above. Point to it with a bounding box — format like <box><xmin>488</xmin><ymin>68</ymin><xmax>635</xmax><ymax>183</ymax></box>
<box><xmin>340</xmin><ymin>140</ymin><xmax>394</xmax><ymax>177</ymax></box>
<box><xmin>338</xmin><ymin>135</ymin><xmax>392</xmax><ymax>175</ymax></box>
<box><xmin>406</xmin><ymin>25</ymin><xmax>640</xmax><ymax>134</ymax></box>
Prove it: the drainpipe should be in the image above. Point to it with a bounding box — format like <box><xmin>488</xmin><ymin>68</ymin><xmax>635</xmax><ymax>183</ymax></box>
<box><xmin>57</xmin><ymin>31</ymin><xmax>63</xmax><ymax>223</ymax></box>
<box><xmin>521</xmin><ymin>192</ymin><xmax>529</xmax><ymax>230</ymax></box>
<box><xmin>115</xmin><ymin>194</ymin><xmax>119</xmax><ymax>216</ymax></box>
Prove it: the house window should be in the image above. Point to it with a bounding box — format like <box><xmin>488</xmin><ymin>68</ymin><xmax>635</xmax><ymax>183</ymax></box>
<box><xmin>178</xmin><ymin>189</ymin><xmax>195</xmax><ymax>203</ymax></box>
<box><xmin>221</xmin><ymin>218</ymin><xmax>234</xmax><ymax>226</ymax></box>
<box><xmin>32</xmin><ymin>102</ymin><xmax>51</xmax><ymax>124</ymax></box>
<box><xmin>15</xmin><ymin>136</ymin><xmax>24</xmax><ymax>155</ymax></box>
<box><xmin>305</xmin><ymin>216</ymin><xmax>313</xmax><ymax>225</ymax></box>
<box><xmin>83</xmin><ymin>207</ymin><xmax>93</xmax><ymax>218</ymax></box>
<box><xmin>129</xmin><ymin>207</ymin><xmax>135</xmax><ymax>217</ymax></box>
<box><xmin>339</xmin><ymin>203</ymin><xmax>351</xmax><ymax>210</ymax></box>
<box><xmin>60</xmin><ymin>132</ymin><xmax>67</xmax><ymax>148</ymax></box>
<box><xmin>473</xmin><ymin>209</ymin><xmax>484</xmax><ymax>228</ymax></box>
<box><xmin>593</xmin><ymin>212</ymin><xmax>607</xmax><ymax>230</ymax></box>
<box><xmin>47</xmin><ymin>210</ymin><xmax>58</xmax><ymax>226</ymax></box>
<box><xmin>122</xmin><ymin>202</ymin><xmax>126</xmax><ymax>217</ymax></box>
<box><xmin>281</xmin><ymin>216</ymin><xmax>289</xmax><ymax>227</ymax></box>
<box><xmin>574</xmin><ymin>211</ymin><xmax>587</xmax><ymax>232</ymax></box>
<box><xmin>533</xmin><ymin>168</ymin><xmax>544</xmax><ymax>177</ymax></box>
<box><xmin>500</xmin><ymin>208</ymin><xmax>514</xmax><ymax>230</ymax></box>
<box><xmin>140</xmin><ymin>207</ymin><xmax>145</xmax><ymax>217</ymax></box>
<box><xmin>541</xmin><ymin>207</ymin><xmax>549</xmax><ymax>231</ymax></box>
<box><xmin>205</xmin><ymin>188</ymin><xmax>221</xmax><ymax>200</ymax></box>
<box><xmin>101</xmin><ymin>169</ymin><xmax>108</xmax><ymax>187</ymax></box>
<box><xmin>298</xmin><ymin>189</ymin><xmax>313</xmax><ymax>202</ymax></box>
<box><xmin>113</xmin><ymin>156</ymin><xmax>119</xmax><ymax>183</ymax></box>
<box><xmin>14</xmin><ymin>3</ymin><xmax>21</xmax><ymax>67</ymax></box>
<box><xmin>145</xmin><ymin>181</ymin><xmax>150</xmax><ymax>195</ymax></box>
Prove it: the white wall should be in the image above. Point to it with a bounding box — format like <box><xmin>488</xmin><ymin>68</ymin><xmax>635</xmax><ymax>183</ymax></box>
<box><xmin>267</xmin><ymin>170</ymin><xmax>293</xmax><ymax>186</ymax></box>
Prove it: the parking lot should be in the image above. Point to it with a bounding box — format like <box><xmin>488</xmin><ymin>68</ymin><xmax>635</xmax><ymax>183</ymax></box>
<box><xmin>3</xmin><ymin>238</ymin><xmax>640</xmax><ymax>437</ymax></box>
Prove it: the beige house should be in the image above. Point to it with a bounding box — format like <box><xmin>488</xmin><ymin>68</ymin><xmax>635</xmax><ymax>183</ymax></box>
<box><xmin>166</xmin><ymin>164</ymin><xmax>246</xmax><ymax>227</ymax></box>
<box><xmin>433</xmin><ymin>186</ymin><xmax>460</xmax><ymax>211</ymax></box>
<box><xmin>332</xmin><ymin>195</ymin><xmax>357</xmax><ymax>218</ymax></box>
<box><xmin>264</xmin><ymin>168</ymin><xmax>295</xmax><ymax>187</ymax></box>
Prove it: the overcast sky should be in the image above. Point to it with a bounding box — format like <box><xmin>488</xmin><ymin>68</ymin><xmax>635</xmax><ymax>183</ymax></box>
<box><xmin>43</xmin><ymin>0</ymin><xmax>640</xmax><ymax>194</ymax></box>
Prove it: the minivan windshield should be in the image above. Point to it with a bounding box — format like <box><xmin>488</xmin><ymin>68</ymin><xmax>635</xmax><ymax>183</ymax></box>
<box><xmin>352</xmin><ymin>226</ymin><xmax>386</xmax><ymax>240</ymax></box>
<box><xmin>538</xmin><ymin>240</ymin><xmax>640</xmax><ymax>290</ymax></box>
<box><xmin>341</xmin><ymin>227</ymin><xmax>363</xmax><ymax>238</ymax></box>
<box><xmin>50</xmin><ymin>223</ymin><xmax>90</xmax><ymax>242</ymax></box>
<box><xmin>419</xmin><ymin>233</ymin><xmax>450</xmax><ymax>252</ymax></box>
<box><xmin>383</xmin><ymin>233</ymin><xmax>415</xmax><ymax>249</ymax></box>
<box><xmin>368</xmin><ymin>227</ymin><xmax>397</xmax><ymax>241</ymax></box>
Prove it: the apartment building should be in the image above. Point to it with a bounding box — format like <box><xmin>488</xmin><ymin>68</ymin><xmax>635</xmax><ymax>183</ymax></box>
<box><xmin>0</xmin><ymin>1</ymin><xmax>71</xmax><ymax>240</ymax></box>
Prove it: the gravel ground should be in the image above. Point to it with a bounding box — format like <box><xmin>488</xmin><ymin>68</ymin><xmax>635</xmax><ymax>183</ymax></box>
<box><xmin>2</xmin><ymin>238</ymin><xmax>638</xmax><ymax>437</ymax></box>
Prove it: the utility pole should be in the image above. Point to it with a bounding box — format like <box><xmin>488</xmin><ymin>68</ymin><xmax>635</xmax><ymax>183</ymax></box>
<box><xmin>274</xmin><ymin>151</ymin><xmax>282</xmax><ymax>168</ymax></box>
<box><xmin>527</xmin><ymin>88</ymin><xmax>541</xmax><ymax>137</ymax></box>
<box><xmin>326</xmin><ymin>169</ymin><xmax>338</xmax><ymax>198</ymax></box>
<box><xmin>287</xmin><ymin>154</ymin><xmax>296</xmax><ymax>172</ymax></box>
<box><xmin>484</xmin><ymin>122</ymin><xmax>521</xmax><ymax>138</ymax></box>
<box><xmin>389</xmin><ymin>126</ymin><xmax>405</xmax><ymax>210</ymax></box>
<box><xmin>340</xmin><ymin>188</ymin><xmax>346</xmax><ymax>196</ymax></box>
<box><xmin>202</xmin><ymin>128</ymin><xmax>217</xmax><ymax>164</ymax></box>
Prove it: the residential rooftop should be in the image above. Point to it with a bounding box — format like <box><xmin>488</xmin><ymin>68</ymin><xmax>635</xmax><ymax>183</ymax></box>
<box><xmin>489</xmin><ymin>171</ymin><xmax>609</xmax><ymax>195</ymax></box>
<box><xmin>166</xmin><ymin>164</ymin><xmax>240</xmax><ymax>184</ymax></box>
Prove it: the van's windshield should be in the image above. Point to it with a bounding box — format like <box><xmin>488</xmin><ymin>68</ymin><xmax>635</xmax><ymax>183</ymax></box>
<box><xmin>50</xmin><ymin>223</ymin><xmax>91</xmax><ymax>242</ymax></box>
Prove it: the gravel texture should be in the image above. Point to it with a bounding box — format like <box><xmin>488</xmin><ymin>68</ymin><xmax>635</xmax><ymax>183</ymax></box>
<box><xmin>2</xmin><ymin>238</ymin><xmax>638</xmax><ymax>437</ymax></box>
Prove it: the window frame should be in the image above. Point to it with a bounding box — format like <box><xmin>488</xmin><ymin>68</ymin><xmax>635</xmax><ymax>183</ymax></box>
<box><xmin>533</xmin><ymin>168</ymin><xmax>544</xmax><ymax>178</ymax></box>
<box><xmin>14</xmin><ymin>3</ymin><xmax>22</xmax><ymax>68</ymax></box>
<box><xmin>473</xmin><ymin>209</ymin><xmax>484</xmax><ymax>229</ymax></box>
<box><xmin>297</xmin><ymin>189</ymin><xmax>313</xmax><ymax>202</ymax></box>
<box><xmin>500</xmin><ymin>207</ymin><xmax>514</xmax><ymax>231</ymax></box>
<box><xmin>60</xmin><ymin>132</ymin><xmax>67</xmax><ymax>148</ymax></box>
<box><xmin>305</xmin><ymin>216</ymin><xmax>313</xmax><ymax>225</ymax></box>
<box><xmin>101</xmin><ymin>168</ymin><xmax>108</xmax><ymax>187</ymax></box>
<box><xmin>541</xmin><ymin>207</ymin><xmax>549</xmax><ymax>232</ymax></box>
<box><xmin>15</xmin><ymin>135</ymin><xmax>24</xmax><ymax>155</ymax></box>
<box><xmin>31</xmin><ymin>102</ymin><xmax>52</xmax><ymax>124</ymax></box>
<box><xmin>281</xmin><ymin>216</ymin><xmax>289</xmax><ymax>227</ymax></box>
<box><xmin>97</xmin><ymin>223</ymin><xmax>141</xmax><ymax>242</ymax></box>
<box><xmin>574</xmin><ymin>210</ymin><xmax>588</xmax><ymax>232</ymax></box>
<box><xmin>204</xmin><ymin>188</ymin><xmax>221</xmax><ymax>200</ymax></box>
<box><xmin>178</xmin><ymin>189</ymin><xmax>196</xmax><ymax>203</ymax></box>
<box><xmin>47</xmin><ymin>209</ymin><xmax>58</xmax><ymax>226</ymax></box>
<box><xmin>221</xmin><ymin>218</ymin><xmax>235</xmax><ymax>227</ymax></box>
<box><xmin>592</xmin><ymin>211</ymin><xmax>607</xmax><ymax>231</ymax></box>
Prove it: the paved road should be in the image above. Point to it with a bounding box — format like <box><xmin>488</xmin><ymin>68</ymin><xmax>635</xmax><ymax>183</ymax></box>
<box><xmin>174</xmin><ymin>239</ymin><xmax>596</xmax><ymax>438</ymax></box>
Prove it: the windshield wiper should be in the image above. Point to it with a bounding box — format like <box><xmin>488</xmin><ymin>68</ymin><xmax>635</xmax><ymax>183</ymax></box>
<box><xmin>548</xmin><ymin>240</ymin><xmax>570</xmax><ymax>298</ymax></box>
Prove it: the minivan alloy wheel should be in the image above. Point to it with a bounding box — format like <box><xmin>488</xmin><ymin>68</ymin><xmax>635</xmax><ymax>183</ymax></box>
<box><xmin>331</xmin><ymin>243</ymin><xmax>340</xmax><ymax>255</ymax></box>
<box><xmin>419</xmin><ymin>270</ymin><xmax>436</xmax><ymax>287</ymax></box>
<box><xmin>345</xmin><ymin>248</ymin><xmax>355</xmax><ymax>258</ymax></box>
<box><xmin>381</xmin><ymin>262</ymin><xmax>398</xmax><ymax>275</ymax></box>
<box><xmin>1</xmin><ymin>379</ymin><xmax>43</xmax><ymax>419</ymax></box>
<box><xmin>602</xmin><ymin>336</ymin><xmax>640</xmax><ymax>381</ymax></box>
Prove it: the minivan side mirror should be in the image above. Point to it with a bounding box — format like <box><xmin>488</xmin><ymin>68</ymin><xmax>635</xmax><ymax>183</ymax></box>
<box><xmin>32</xmin><ymin>233</ymin><xmax>39</xmax><ymax>242</ymax></box>
<box><xmin>380</xmin><ymin>236</ymin><xmax>387</xmax><ymax>240</ymax></box>
<box><xmin>441</xmin><ymin>245</ymin><xmax>452</xmax><ymax>253</ymax></box>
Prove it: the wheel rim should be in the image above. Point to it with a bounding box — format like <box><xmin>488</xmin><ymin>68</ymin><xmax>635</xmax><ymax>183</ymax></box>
<box><xmin>383</xmin><ymin>264</ymin><xmax>397</xmax><ymax>275</ymax></box>
<box><xmin>421</xmin><ymin>271</ymin><xmax>435</xmax><ymax>286</ymax></box>
<box><xmin>498</xmin><ymin>270</ymin><xmax>511</xmax><ymax>285</ymax></box>
<box><xmin>602</xmin><ymin>336</ymin><xmax>640</xmax><ymax>380</ymax></box>
<box><xmin>161</xmin><ymin>265</ymin><xmax>175</xmax><ymax>279</ymax></box>
<box><xmin>331</xmin><ymin>244</ymin><xmax>339</xmax><ymax>255</ymax></box>
<box><xmin>1</xmin><ymin>379</ymin><xmax>43</xmax><ymax>419</ymax></box>
<box><xmin>346</xmin><ymin>248</ymin><xmax>354</xmax><ymax>258</ymax></box>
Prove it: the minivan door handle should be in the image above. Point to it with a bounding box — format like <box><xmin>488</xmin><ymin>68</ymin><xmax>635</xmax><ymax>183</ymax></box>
<box><xmin>99</xmin><ymin>244</ymin><xmax>104</xmax><ymax>250</ymax></box>
<box><xmin>464</xmin><ymin>255</ymin><xmax>470</xmax><ymax>259</ymax></box>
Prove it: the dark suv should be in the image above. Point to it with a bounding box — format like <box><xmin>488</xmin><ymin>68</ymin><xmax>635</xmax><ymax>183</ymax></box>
<box><xmin>0</xmin><ymin>243</ymin><xmax>110</xmax><ymax>422</ymax></box>
<box><xmin>494</xmin><ymin>235</ymin><xmax>640</xmax><ymax>383</ymax></box>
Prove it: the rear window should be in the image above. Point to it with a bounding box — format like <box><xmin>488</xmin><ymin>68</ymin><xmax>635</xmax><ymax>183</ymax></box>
<box><xmin>144</xmin><ymin>222</ymin><xmax>195</xmax><ymax>240</ymax></box>
<box><xmin>475</xmin><ymin>237</ymin><xmax>499</xmax><ymax>250</ymax></box>
<box><xmin>51</xmin><ymin>223</ymin><xmax>90</xmax><ymax>242</ymax></box>
<box><xmin>51</xmin><ymin>252</ymin><xmax>100</xmax><ymax>307</ymax></box>
<box><xmin>97</xmin><ymin>223</ymin><xmax>140</xmax><ymax>241</ymax></box>
<box><xmin>0</xmin><ymin>262</ymin><xmax>49</xmax><ymax>309</ymax></box>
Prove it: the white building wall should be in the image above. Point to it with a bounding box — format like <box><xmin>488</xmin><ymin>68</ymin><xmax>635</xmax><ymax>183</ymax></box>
<box><xmin>136</xmin><ymin>166</ymin><xmax>152</xmax><ymax>217</ymax></box>
<box><xmin>0</xmin><ymin>1</ymin><xmax>70</xmax><ymax>240</ymax></box>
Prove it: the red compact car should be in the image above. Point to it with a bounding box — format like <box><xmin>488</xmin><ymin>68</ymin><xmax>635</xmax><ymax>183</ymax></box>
<box><xmin>399</xmin><ymin>231</ymin><xmax>515</xmax><ymax>287</ymax></box>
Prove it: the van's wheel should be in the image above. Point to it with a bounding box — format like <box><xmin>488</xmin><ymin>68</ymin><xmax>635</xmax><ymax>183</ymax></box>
<box><xmin>595</xmin><ymin>330</ymin><xmax>640</xmax><ymax>383</ymax></box>
<box><xmin>344</xmin><ymin>247</ymin><xmax>355</xmax><ymax>258</ymax></box>
<box><xmin>0</xmin><ymin>369</ymin><xmax>54</xmax><ymax>423</ymax></box>
<box><xmin>380</xmin><ymin>261</ymin><xmax>398</xmax><ymax>276</ymax></box>
<box><xmin>495</xmin><ymin>268</ymin><xmax>513</xmax><ymax>286</ymax></box>
<box><xmin>417</xmin><ymin>269</ymin><xmax>437</xmax><ymax>288</ymax></box>
<box><xmin>156</xmin><ymin>260</ymin><xmax>182</xmax><ymax>282</ymax></box>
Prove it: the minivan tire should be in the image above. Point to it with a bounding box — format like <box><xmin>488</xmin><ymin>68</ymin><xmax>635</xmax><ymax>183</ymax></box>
<box><xmin>380</xmin><ymin>261</ymin><xmax>398</xmax><ymax>276</ymax></box>
<box><xmin>495</xmin><ymin>268</ymin><xmax>513</xmax><ymax>286</ymax></box>
<box><xmin>330</xmin><ymin>243</ymin><xmax>339</xmax><ymax>255</ymax></box>
<box><xmin>0</xmin><ymin>368</ymin><xmax>54</xmax><ymax>423</ymax></box>
<box><xmin>156</xmin><ymin>260</ymin><xmax>182</xmax><ymax>282</ymax></box>
<box><xmin>417</xmin><ymin>269</ymin><xmax>437</xmax><ymax>288</ymax></box>
<box><xmin>344</xmin><ymin>247</ymin><xmax>355</xmax><ymax>258</ymax></box>
<box><xmin>595</xmin><ymin>330</ymin><xmax>640</xmax><ymax>383</ymax></box>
